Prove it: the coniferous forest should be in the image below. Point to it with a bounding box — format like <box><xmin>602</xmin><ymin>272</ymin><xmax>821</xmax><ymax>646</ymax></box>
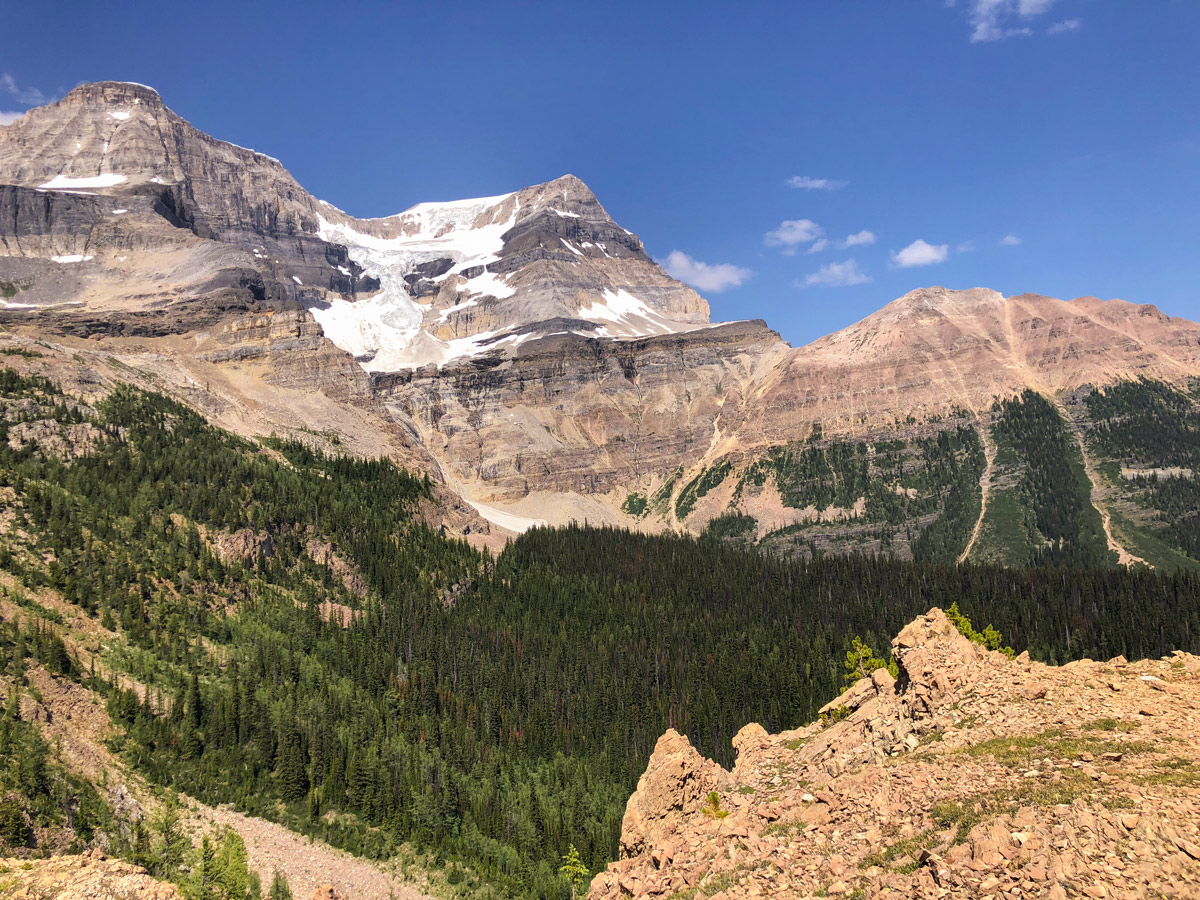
<box><xmin>0</xmin><ymin>370</ymin><xmax>1199</xmax><ymax>899</ymax></box>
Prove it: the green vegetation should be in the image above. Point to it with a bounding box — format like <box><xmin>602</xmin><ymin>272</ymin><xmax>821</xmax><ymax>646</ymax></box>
<box><xmin>701</xmin><ymin>511</ymin><xmax>757</xmax><ymax>543</ymax></box>
<box><xmin>975</xmin><ymin>390</ymin><xmax>1111</xmax><ymax>567</ymax></box>
<box><xmin>675</xmin><ymin>462</ymin><xmax>732</xmax><ymax>520</ymax></box>
<box><xmin>740</xmin><ymin>426</ymin><xmax>984</xmax><ymax>562</ymax></box>
<box><xmin>699</xmin><ymin>792</ymin><xmax>729</xmax><ymax>820</ymax></box>
<box><xmin>558</xmin><ymin>845</ymin><xmax>589</xmax><ymax>900</ymax></box>
<box><xmin>843</xmin><ymin>637</ymin><xmax>897</xmax><ymax>686</ymax></box>
<box><xmin>621</xmin><ymin>492</ymin><xmax>648</xmax><ymax>518</ymax></box>
<box><xmin>0</xmin><ymin>280</ymin><xmax>32</xmax><ymax>300</ymax></box>
<box><xmin>650</xmin><ymin>467</ymin><xmax>683</xmax><ymax>517</ymax></box>
<box><xmin>1084</xmin><ymin>378</ymin><xmax>1200</xmax><ymax>565</ymax></box>
<box><xmin>944</xmin><ymin>602</ymin><xmax>1014</xmax><ymax>657</ymax></box>
<box><xmin>0</xmin><ymin>370</ymin><xmax>1199</xmax><ymax>896</ymax></box>
<box><xmin>0</xmin><ymin>348</ymin><xmax>45</xmax><ymax>359</ymax></box>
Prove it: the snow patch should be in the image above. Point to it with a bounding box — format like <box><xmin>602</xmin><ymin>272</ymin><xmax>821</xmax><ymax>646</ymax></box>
<box><xmin>550</xmin><ymin>207</ymin><xmax>580</xmax><ymax>218</ymax></box>
<box><xmin>312</xmin><ymin>192</ymin><xmax>520</xmax><ymax>371</ymax></box>
<box><xmin>560</xmin><ymin>238</ymin><xmax>584</xmax><ymax>257</ymax></box>
<box><xmin>436</xmin><ymin>297</ymin><xmax>479</xmax><ymax>323</ymax></box>
<box><xmin>109</xmin><ymin>111</ymin><xmax>131</xmax><ymax>121</ymax></box>
<box><xmin>292</xmin><ymin>276</ymin><xmax>303</xmax><ymax>285</ymax></box>
<box><xmin>39</xmin><ymin>173</ymin><xmax>127</xmax><ymax>190</ymax></box>
<box><xmin>51</xmin><ymin>254</ymin><xmax>93</xmax><ymax>264</ymax></box>
<box><xmin>112</xmin><ymin>209</ymin><xmax>128</xmax><ymax>214</ymax></box>
<box><xmin>465</xmin><ymin>498</ymin><xmax>547</xmax><ymax>534</ymax></box>
<box><xmin>458</xmin><ymin>271</ymin><xmax>515</xmax><ymax>299</ymax></box>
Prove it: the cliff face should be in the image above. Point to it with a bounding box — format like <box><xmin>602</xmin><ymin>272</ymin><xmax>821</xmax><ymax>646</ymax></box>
<box><xmin>374</xmin><ymin>320</ymin><xmax>789</xmax><ymax>508</ymax></box>
<box><xmin>591</xmin><ymin>609</ymin><xmax>1200</xmax><ymax>900</ymax></box>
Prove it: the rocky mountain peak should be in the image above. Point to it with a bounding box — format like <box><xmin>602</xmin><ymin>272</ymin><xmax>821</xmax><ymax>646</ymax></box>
<box><xmin>61</xmin><ymin>80</ymin><xmax>166</xmax><ymax>109</ymax></box>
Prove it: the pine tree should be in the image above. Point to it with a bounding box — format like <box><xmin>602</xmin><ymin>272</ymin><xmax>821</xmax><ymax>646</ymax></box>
<box><xmin>560</xmin><ymin>843</ymin><xmax>590</xmax><ymax>900</ymax></box>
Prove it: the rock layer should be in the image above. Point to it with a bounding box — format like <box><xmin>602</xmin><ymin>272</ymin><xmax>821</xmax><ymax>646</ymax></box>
<box><xmin>4</xmin><ymin>84</ymin><xmax>1200</xmax><ymax>540</ymax></box>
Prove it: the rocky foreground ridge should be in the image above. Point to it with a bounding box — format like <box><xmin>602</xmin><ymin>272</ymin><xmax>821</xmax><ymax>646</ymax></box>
<box><xmin>591</xmin><ymin>609</ymin><xmax>1200</xmax><ymax>900</ymax></box>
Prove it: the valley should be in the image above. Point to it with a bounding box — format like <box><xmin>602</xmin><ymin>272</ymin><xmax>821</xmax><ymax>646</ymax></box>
<box><xmin>0</xmin><ymin>79</ymin><xmax>1199</xmax><ymax>900</ymax></box>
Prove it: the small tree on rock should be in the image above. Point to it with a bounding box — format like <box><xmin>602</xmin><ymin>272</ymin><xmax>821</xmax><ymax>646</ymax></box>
<box><xmin>560</xmin><ymin>843</ymin><xmax>590</xmax><ymax>900</ymax></box>
<box><xmin>843</xmin><ymin>636</ymin><xmax>899</xmax><ymax>686</ymax></box>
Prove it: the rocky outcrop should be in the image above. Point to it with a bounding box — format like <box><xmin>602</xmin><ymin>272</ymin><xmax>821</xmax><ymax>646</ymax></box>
<box><xmin>591</xmin><ymin>608</ymin><xmax>1200</xmax><ymax>900</ymax></box>
<box><xmin>619</xmin><ymin>730</ymin><xmax>728</xmax><ymax>859</ymax></box>
<box><xmin>0</xmin><ymin>849</ymin><xmax>184</xmax><ymax>900</ymax></box>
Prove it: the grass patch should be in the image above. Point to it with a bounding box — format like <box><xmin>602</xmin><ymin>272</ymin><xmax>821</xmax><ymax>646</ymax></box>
<box><xmin>858</xmin><ymin>827</ymin><xmax>937</xmax><ymax>870</ymax></box>
<box><xmin>959</xmin><ymin>728</ymin><xmax>1155</xmax><ymax>767</ymax></box>
<box><xmin>930</xmin><ymin>771</ymin><xmax>1095</xmax><ymax>843</ymax></box>
<box><xmin>1132</xmin><ymin>756</ymin><xmax>1200</xmax><ymax>788</ymax></box>
<box><xmin>1083</xmin><ymin>718</ymin><xmax>1139</xmax><ymax>733</ymax></box>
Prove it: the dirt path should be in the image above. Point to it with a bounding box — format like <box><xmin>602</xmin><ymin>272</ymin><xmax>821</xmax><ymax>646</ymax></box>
<box><xmin>6</xmin><ymin>662</ymin><xmax>436</xmax><ymax>900</ymax></box>
<box><xmin>958</xmin><ymin>426</ymin><xmax>996</xmax><ymax>564</ymax></box>
<box><xmin>1056</xmin><ymin>403</ymin><xmax>1149</xmax><ymax>568</ymax></box>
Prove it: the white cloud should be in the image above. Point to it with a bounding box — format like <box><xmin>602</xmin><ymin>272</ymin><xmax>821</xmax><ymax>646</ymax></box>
<box><xmin>765</xmin><ymin>219</ymin><xmax>824</xmax><ymax>251</ymax></box>
<box><xmin>892</xmin><ymin>239</ymin><xmax>950</xmax><ymax>268</ymax></box>
<box><xmin>0</xmin><ymin>73</ymin><xmax>48</xmax><ymax>106</ymax></box>
<box><xmin>662</xmin><ymin>250</ymin><xmax>751</xmax><ymax>293</ymax></box>
<box><xmin>0</xmin><ymin>111</ymin><xmax>23</xmax><ymax>126</ymax></box>
<box><xmin>1047</xmin><ymin>17</ymin><xmax>1081</xmax><ymax>34</ymax></box>
<box><xmin>967</xmin><ymin>0</ymin><xmax>1060</xmax><ymax>42</ymax></box>
<box><xmin>956</xmin><ymin>240</ymin><xmax>977</xmax><ymax>253</ymax></box>
<box><xmin>800</xmin><ymin>260</ymin><xmax>872</xmax><ymax>288</ymax></box>
<box><xmin>787</xmin><ymin>175</ymin><xmax>848</xmax><ymax>191</ymax></box>
<box><xmin>807</xmin><ymin>238</ymin><xmax>830</xmax><ymax>254</ymax></box>
<box><xmin>999</xmin><ymin>234</ymin><xmax>1023</xmax><ymax>246</ymax></box>
<box><xmin>841</xmin><ymin>229</ymin><xmax>876</xmax><ymax>248</ymax></box>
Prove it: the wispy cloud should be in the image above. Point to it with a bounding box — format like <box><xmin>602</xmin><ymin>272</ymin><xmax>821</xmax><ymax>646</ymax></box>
<box><xmin>0</xmin><ymin>111</ymin><xmax>24</xmax><ymax>126</ymax></box>
<box><xmin>787</xmin><ymin>175</ymin><xmax>848</xmax><ymax>191</ymax></box>
<box><xmin>999</xmin><ymin>234</ymin><xmax>1023</xmax><ymax>246</ymax></box>
<box><xmin>0</xmin><ymin>73</ymin><xmax>49</xmax><ymax>106</ymax></box>
<box><xmin>1047</xmin><ymin>17</ymin><xmax>1081</xmax><ymax>35</ymax></box>
<box><xmin>841</xmin><ymin>229</ymin><xmax>876</xmax><ymax>248</ymax></box>
<box><xmin>799</xmin><ymin>260</ymin><xmax>872</xmax><ymax>287</ymax></box>
<box><xmin>662</xmin><ymin>250</ymin><xmax>751</xmax><ymax>293</ymax></box>
<box><xmin>892</xmin><ymin>239</ymin><xmax>950</xmax><ymax>268</ymax></box>
<box><xmin>807</xmin><ymin>238</ymin><xmax>830</xmax><ymax>255</ymax></box>
<box><xmin>966</xmin><ymin>0</ymin><xmax>1064</xmax><ymax>43</ymax></box>
<box><xmin>765</xmin><ymin>219</ymin><xmax>824</xmax><ymax>256</ymax></box>
<box><xmin>956</xmin><ymin>240</ymin><xmax>977</xmax><ymax>253</ymax></box>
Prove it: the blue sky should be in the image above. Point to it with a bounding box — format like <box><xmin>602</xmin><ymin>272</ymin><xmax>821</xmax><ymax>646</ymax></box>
<box><xmin>2</xmin><ymin>0</ymin><xmax>1198</xmax><ymax>346</ymax></box>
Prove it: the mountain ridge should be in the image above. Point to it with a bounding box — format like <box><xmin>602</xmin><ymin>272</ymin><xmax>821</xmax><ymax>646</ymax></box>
<box><xmin>3</xmin><ymin>82</ymin><xmax>1200</xmax><ymax>556</ymax></box>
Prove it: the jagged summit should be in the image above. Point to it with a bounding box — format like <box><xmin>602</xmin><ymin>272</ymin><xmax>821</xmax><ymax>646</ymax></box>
<box><xmin>0</xmin><ymin>82</ymin><xmax>710</xmax><ymax>368</ymax></box>
<box><xmin>592</xmin><ymin>608</ymin><xmax>1200</xmax><ymax>900</ymax></box>
<box><xmin>63</xmin><ymin>80</ymin><xmax>166</xmax><ymax>105</ymax></box>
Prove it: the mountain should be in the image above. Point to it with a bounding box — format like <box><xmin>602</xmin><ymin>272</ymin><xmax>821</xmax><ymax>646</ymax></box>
<box><xmin>3</xmin><ymin>82</ymin><xmax>1200</xmax><ymax>569</ymax></box>
<box><xmin>591</xmin><ymin>607</ymin><xmax>1200</xmax><ymax>900</ymax></box>
<box><xmin>0</xmin><ymin>81</ymin><xmax>706</xmax><ymax>350</ymax></box>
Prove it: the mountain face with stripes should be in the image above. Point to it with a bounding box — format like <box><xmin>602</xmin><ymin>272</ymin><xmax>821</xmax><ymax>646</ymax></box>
<box><xmin>3</xmin><ymin>82</ymin><xmax>1200</xmax><ymax>566</ymax></box>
